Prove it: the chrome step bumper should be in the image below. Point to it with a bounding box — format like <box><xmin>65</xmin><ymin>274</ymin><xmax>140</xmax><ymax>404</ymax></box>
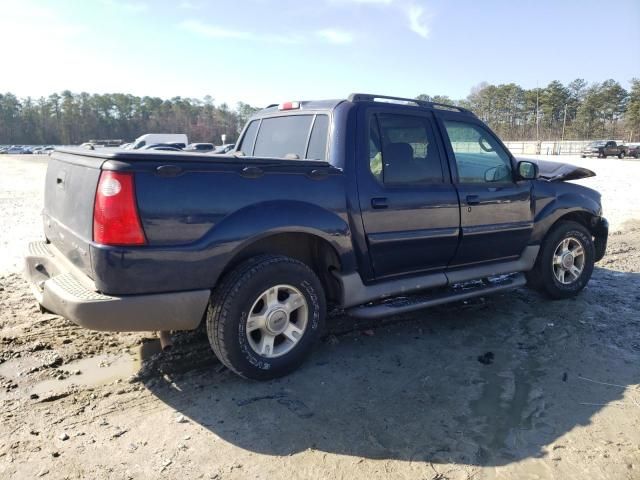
<box><xmin>24</xmin><ymin>241</ymin><xmax>210</xmax><ymax>332</ymax></box>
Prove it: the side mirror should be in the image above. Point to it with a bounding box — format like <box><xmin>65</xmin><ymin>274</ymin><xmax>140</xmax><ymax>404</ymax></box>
<box><xmin>517</xmin><ymin>160</ymin><xmax>538</xmax><ymax>180</ymax></box>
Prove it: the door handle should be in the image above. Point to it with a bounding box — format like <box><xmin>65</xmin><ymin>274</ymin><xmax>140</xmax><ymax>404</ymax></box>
<box><xmin>466</xmin><ymin>195</ymin><xmax>480</xmax><ymax>205</ymax></box>
<box><xmin>240</xmin><ymin>166</ymin><xmax>264</xmax><ymax>178</ymax></box>
<box><xmin>371</xmin><ymin>197</ymin><xmax>388</xmax><ymax>209</ymax></box>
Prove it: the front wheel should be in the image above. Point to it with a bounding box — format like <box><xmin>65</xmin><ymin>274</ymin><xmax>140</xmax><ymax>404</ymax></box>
<box><xmin>618</xmin><ymin>151</ymin><xmax>625</xmax><ymax>159</ymax></box>
<box><xmin>206</xmin><ymin>254</ymin><xmax>326</xmax><ymax>380</ymax></box>
<box><xmin>526</xmin><ymin>221</ymin><xmax>595</xmax><ymax>299</ymax></box>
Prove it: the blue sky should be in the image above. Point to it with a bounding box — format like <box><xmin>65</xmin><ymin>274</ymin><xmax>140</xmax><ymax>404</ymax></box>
<box><xmin>2</xmin><ymin>0</ymin><xmax>639</xmax><ymax>107</ymax></box>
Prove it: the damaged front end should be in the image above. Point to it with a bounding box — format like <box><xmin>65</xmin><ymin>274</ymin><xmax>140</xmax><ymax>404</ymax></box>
<box><xmin>527</xmin><ymin>159</ymin><xmax>596</xmax><ymax>182</ymax></box>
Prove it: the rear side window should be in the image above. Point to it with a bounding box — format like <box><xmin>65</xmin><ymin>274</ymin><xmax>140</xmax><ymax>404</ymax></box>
<box><xmin>254</xmin><ymin>115</ymin><xmax>313</xmax><ymax>159</ymax></box>
<box><xmin>238</xmin><ymin>120</ymin><xmax>259</xmax><ymax>155</ymax></box>
<box><xmin>240</xmin><ymin>114</ymin><xmax>330</xmax><ymax>160</ymax></box>
<box><xmin>306</xmin><ymin>115</ymin><xmax>329</xmax><ymax>160</ymax></box>
<box><xmin>368</xmin><ymin>113</ymin><xmax>444</xmax><ymax>185</ymax></box>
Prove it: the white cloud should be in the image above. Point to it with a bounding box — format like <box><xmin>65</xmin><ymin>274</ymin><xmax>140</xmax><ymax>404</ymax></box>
<box><xmin>100</xmin><ymin>0</ymin><xmax>149</xmax><ymax>13</ymax></box>
<box><xmin>179</xmin><ymin>20</ymin><xmax>253</xmax><ymax>40</ymax></box>
<box><xmin>335</xmin><ymin>0</ymin><xmax>394</xmax><ymax>4</ymax></box>
<box><xmin>330</xmin><ymin>0</ymin><xmax>433</xmax><ymax>39</ymax></box>
<box><xmin>316</xmin><ymin>29</ymin><xmax>354</xmax><ymax>44</ymax></box>
<box><xmin>406</xmin><ymin>4</ymin><xmax>430</xmax><ymax>38</ymax></box>
<box><xmin>179</xmin><ymin>20</ymin><xmax>302</xmax><ymax>44</ymax></box>
<box><xmin>178</xmin><ymin>1</ymin><xmax>200</xmax><ymax>9</ymax></box>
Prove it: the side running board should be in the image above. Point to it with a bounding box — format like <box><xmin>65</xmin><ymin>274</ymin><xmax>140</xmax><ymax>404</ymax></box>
<box><xmin>347</xmin><ymin>273</ymin><xmax>526</xmax><ymax>319</ymax></box>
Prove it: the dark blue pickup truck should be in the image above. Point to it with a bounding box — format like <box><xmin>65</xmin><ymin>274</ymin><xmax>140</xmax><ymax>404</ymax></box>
<box><xmin>25</xmin><ymin>94</ymin><xmax>608</xmax><ymax>379</ymax></box>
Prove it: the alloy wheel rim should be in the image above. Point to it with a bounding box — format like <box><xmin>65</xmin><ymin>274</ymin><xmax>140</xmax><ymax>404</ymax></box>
<box><xmin>246</xmin><ymin>284</ymin><xmax>309</xmax><ymax>358</ymax></box>
<box><xmin>552</xmin><ymin>236</ymin><xmax>585</xmax><ymax>285</ymax></box>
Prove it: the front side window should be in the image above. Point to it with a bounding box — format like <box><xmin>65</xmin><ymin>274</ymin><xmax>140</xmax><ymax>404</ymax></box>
<box><xmin>444</xmin><ymin>120</ymin><xmax>512</xmax><ymax>183</ymax></box>
<box><xmin>368</xmin><ymin>113</ymin><xmax>444</xmax><ymax>185</ymax></box>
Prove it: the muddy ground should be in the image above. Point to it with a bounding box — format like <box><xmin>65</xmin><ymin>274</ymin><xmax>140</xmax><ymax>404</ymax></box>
<box><xmin>0</xmin><ymin>155</ymin><xmax>639</xmax><ymax>479</ymax></box>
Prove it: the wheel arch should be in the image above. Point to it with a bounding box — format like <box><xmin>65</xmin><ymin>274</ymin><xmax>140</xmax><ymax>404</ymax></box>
<box><xmin>532</xmin><ymin>189</ymin><xmax>602</xmax><ymax>244</ymax></box>
<box><xmin>222</xmin><ymin>230</ymin><xmax>345</xmax><ymax>304</ymax></box>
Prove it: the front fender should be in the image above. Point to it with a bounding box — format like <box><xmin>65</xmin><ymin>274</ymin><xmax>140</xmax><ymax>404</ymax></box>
<box><xmin>531</xmin><ymin>190</ymin><xmax>602</xmax><ymax>243</ymax></box>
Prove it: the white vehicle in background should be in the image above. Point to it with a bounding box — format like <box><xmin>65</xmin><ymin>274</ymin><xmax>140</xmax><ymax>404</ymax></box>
<box><xmin>127</xmin><ymin>134</ymin><xmax>188</xmax><ymax>150</ymax></box>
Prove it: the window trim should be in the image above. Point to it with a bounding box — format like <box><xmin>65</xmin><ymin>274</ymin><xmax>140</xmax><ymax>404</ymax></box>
<box><xmin>366</xmin><ymin>110</ymin><xmax>447</xmax><ymax>188</ymax></box>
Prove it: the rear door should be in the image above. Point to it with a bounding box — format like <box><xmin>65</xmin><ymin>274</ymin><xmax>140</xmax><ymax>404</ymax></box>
<box><xmin>357</xmin><ymin>107</ymin><xmax>460</xmax><ymax>279</ymax></box>
<box><xmin>436</xmin><ymin>113</ymin><xmax>533</xmax><ymax>266</ymax></box>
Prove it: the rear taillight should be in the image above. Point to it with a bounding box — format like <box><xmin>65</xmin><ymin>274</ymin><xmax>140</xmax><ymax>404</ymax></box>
<box><xmin>93</xmin><ymin>171</ymin><xmax>146</xmax><ymax>246</ymax></box>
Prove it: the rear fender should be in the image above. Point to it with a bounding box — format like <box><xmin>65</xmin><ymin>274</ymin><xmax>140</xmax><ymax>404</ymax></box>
<box><xmin>206</xmin><ymin>200</ymin><xmax>356</xmax><ymax>273</ymax></box>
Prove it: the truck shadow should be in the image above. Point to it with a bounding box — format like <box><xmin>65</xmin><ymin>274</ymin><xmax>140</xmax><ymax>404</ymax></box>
<box><xmin>142</xmin><ymin>266</ymin><xmax>640</xmax><ymax>467</ymax></box>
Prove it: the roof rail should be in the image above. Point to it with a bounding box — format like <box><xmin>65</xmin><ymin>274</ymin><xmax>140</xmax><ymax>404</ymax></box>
<box><xmin>347</xmin><ymin>93</ymin><xmax>473</xmax><ymax>115</ymax></box>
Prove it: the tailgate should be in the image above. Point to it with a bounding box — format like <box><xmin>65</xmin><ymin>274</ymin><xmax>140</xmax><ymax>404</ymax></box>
<box><xmin>43</xmin><ymin>151</ymin><xmax>104</xmax><ymax>277</ymax></box>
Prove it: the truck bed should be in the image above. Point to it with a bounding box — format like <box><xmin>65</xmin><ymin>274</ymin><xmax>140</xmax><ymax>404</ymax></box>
<box><xmin>44</xmin><ymin>148</ymin><xmax>349</xmax><ymax>295</ymax></box>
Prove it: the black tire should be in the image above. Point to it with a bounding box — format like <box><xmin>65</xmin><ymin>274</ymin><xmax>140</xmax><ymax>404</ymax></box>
<box><xmin>618</xmin><ymin>151</ymin><xmax>625</xmax><ymax>159</ymax></box>
<box><xmin>206</xmin><ymin>254</ymin><xmax>326</xmax><ymax>380</ymax></box>
<box><xmin>601</xmin><ymin>152</ymin><xmax>607</xmax><ymax>158</ymax></box>
<box><xmin>526</xmin><ymin>221</ymin><xmax>595</xmax><ymax>299</ymax></box>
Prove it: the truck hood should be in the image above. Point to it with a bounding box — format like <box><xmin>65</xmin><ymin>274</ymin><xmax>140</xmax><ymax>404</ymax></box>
<box><xmin>524</xmin><ymin>158</ymin><xmax>596</xmax><ymax>182</ymax></box>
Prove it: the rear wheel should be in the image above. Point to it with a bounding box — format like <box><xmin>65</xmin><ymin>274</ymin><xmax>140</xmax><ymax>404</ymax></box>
<box><xmin>206</xmin><ymin>255</ymin><xmax>326</xmax><ymax>380</ymax></box>
<box><xmin>526</xmin><ymin>221</ymin><xmax>595</xmax><ymax>299</ymax></box>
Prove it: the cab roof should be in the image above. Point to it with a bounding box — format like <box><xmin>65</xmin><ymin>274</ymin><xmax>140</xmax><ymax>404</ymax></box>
<box><xmin>255</xmin><ymin>93</ymin><xmax>474</xmax><ymax>117</ymax></box>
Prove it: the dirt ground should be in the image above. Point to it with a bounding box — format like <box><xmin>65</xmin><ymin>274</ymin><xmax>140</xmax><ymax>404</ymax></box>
<box><xmin>1</xmin><ymin>154</ymin><xmax>639</xmax><ymax>480</ymax></box>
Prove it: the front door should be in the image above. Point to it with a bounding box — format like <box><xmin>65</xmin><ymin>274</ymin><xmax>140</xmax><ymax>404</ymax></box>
<box><xmin>357</xmin><ymin>108</ymin><xmax>460</xmax><ymax>279</ymax></box>
<box><xmin>437</xmin><ymin>116</ymin><xmax>534</xmax><ymax>267</ymax></box>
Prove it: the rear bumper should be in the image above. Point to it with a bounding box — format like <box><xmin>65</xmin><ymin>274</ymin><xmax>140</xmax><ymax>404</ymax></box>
<box><xmin>24</xmin><ymin>241</ymin><xmax>210</xmax><ymax>332</ymax></box>
<box><xmin>593</xmin><ymin>217</ymin><xmax>608</xmax><ymax>262</ymax></box>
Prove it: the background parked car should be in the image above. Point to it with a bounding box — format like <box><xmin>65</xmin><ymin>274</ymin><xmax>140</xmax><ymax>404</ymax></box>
<box><xmin>211</xmin><ymin>143</ymin><xmax>235</xmax><ymax>154</ymax></box>
<box><xmin>581</xmin><ymin>140</ymin><xmax>628</xmax><ymax>158</ymax></box>
<box><xmin>7</xmin><ymin>146</ymin><xmax>26</xmax><ymax>154</ymax></box>
<box><xmin>185</xmin><ymin>143</ymin><xmax>215</xmax><ymax>152</ymax></box>
<box><xmin>148</xmin><ymin>146</ymin><xmax>183</xmax><ymax>151</ymax></box>
<box><xmin>142</xmin><ymin>142</ymin><xmax>185</xmax><ymax>150</ymax></box>
<box><xmin>626</xmin><ymin>143</ymin><xmax>640</xmax><ymax>158</ymax></box>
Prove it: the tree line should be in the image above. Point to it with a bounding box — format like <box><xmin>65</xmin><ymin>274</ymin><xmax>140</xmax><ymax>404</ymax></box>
<box><xmin>0</xmin><ymin>91</ymin><xmax>259</xmax><ymax>145</ymax></box>
<box><xmin>1</xmin><ymin>78</ymin><xmax>639</xmax><ymax>145</ymax></box>
<box><xmin>418</xmin><ymin>78</ymin><xmax>640</xmax><ymax>142</ymax></box>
